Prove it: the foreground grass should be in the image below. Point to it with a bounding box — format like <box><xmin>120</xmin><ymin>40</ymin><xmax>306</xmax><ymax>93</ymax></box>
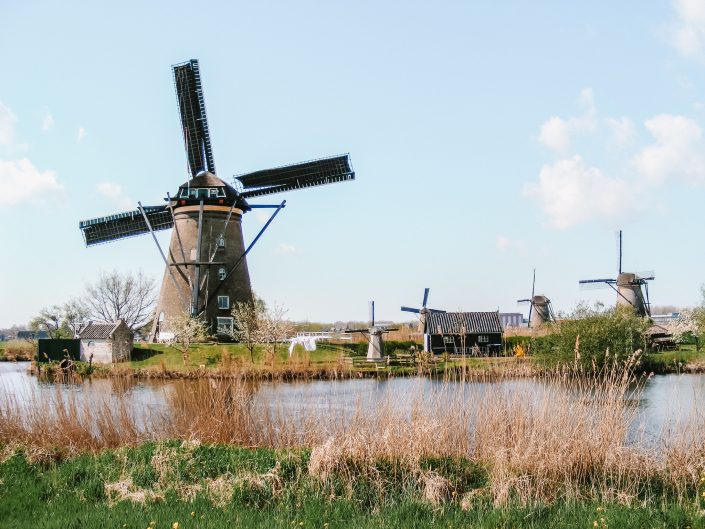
<box><xmin>0</xmin><ymin>442</ymin><xmax>700</xmax><ymax>529</ymax></box>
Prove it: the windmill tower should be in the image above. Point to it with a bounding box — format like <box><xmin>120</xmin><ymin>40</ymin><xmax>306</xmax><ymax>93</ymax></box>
<box><xmin>400</xmin><ymin>288</ymin><xmax>445</xmax><ymax>352</ymax></box>
<box><xmin>517</xmin><ymin>269</ymin><xmax>555</xmax><ymax>328</ymax></box>
<box><xmin>78</xmin><ymin>60</ymin><xmax>355</xmax><ymax>340</ymax></box>
<box><xmin>578</xmin><ymin>230</ymin><xmax>654</xmax><ymax>317</ymax></box>
<box><xmin>346</xmin><ymin>302</ymin><xmax>397</xmax><ymax>360</ymax></box>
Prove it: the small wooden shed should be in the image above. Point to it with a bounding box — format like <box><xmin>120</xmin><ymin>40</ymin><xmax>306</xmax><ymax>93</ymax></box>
<box><xmin>79</xmin><ymin>320</ymin><xmax>133</xmax><ymax>363</ymax></box>
<box><xmin>426</xmin><ymin>311</ymin><xmax>504</xmax><ymax>356</ymax></box>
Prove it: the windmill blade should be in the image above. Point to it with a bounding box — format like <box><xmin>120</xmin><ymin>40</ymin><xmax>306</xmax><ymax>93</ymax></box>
<box><xmin>400</xmin><ymin>306</ymin><xmax>421</xmax><ymax>314</ymax></box>
<box><xmin>236</xmin><ymin>154</ymin><xmax>354</xmax><ymax>199</ymax></box>
<box><xmin>369</xmin><ymin>301</ymin><xmax>375</xmax><ymax>327</ymax></box>
<box><xmin>422</xmin><ymin>287</ymin><xmax>430</xmax><ymax>308</ymax></box>
<box><xmin>635</xmin><ymin>271</ymin><xmax>655</xmax><ymax>281</ymax></box>
<box><xmin>173</xmin><ymin>59</ymin><xmax>216</xmax><ymax>177</ymax></box>
<box><xmin>579</xmin><ymin>279</ymin><xmax>617</xmax><ymax>290</ymax></box>
<box><xmin>517</xmin><ymin>299</ymin><xmax>531</xmax><ymax>305</ymax></box>
<box><xmin>428</xmin><ymin>308</ymin><xmax>446</xmax><ymax>313</ymax></box>
<box><xmin>79</xmin><ymin>206</ymin><xmax>173</xmax><ymax>246</ymax></box>
<box><xmin>527</xmin><ymin>302</ymin><xmax>533</xmax><ymax>328</ymax></box>
<box><xmin>531</xmin><ymin>269</ymin><xmax>536</xmax><ymax>299</ymax></box>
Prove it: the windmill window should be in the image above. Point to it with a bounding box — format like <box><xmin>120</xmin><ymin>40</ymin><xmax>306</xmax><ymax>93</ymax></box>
<box><xmin>218</xmin><ymin>295</ymin><xmax>230</xmax><ymax>310</ymax></box>
<box><xmin>478</xmin><ymin>335</ymin><xmax>489</xmax><ymax>343</ymax></box>
<box><xmin>209</xmin><ymin>188</ymin><xmax>218</xmax><ymax>198</ymax></box>
<box><xmin>443</xmin><ymin>336</ymin><xmax>454</xmax><ymax>344</ymax></box>
<box><xmin>218</xmin><ymin>267</ymin><xmax>226</xmax><ymax>280</ymax></box>
<box><xmin>216</xmin><ymin>235</ymin><xmax>225</xmax><ymax>248</ymax></box>
<box><xmin>216</xmin><ymin>317</ymin><xmax>234</xmax><ymax>334</ymax></box>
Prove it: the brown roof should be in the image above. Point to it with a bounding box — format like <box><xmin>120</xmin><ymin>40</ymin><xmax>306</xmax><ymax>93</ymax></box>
<box><xmin>427</xmin><ymin>311</ymin><xmax>503</xmax><ymax>335</ymax></box>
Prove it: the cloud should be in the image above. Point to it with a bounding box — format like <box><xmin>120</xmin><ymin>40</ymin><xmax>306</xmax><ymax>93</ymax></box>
<box><xmin>41</xmin><ymin>111</ymin><xmax>54</xmax><ymax>132</ymax></box>
<box><xmin>276</xmin><ymin>243</ymin><xmax>297</xmax><ymax>255</ymax></box>
<box><xmin>538</xmin><ymin>88</ymin><xmax>596</xmax><ymax>152</ymax></box>
<box><xmin>77</xmin><ymin>126</ymin><xmax>86</xmax><ymax>142</ymax></box>
<box><xmin>0</xmin><ymin>158</ymin><xmax>63</xmax><ymax>206</ymax></box>
<box><xmin>496</xmin><ymin>235</ymin><xmax>511</xmax><ymax>251</ymax></box>
<box><xmin>633</xmin><ymin>114</ymin><xmax>705</xmax><ymax>185</ymax></box>
<box><xmin>668</xmin><ymin>0</ymin><xmax>705</xmax><ymax>57</ymax></box>
<box><xmin>524</xmin><ymin>156</ymin><xmax>639</xmax><ymax>229</ymax></box>
<box><xmin>605</xmin><ymin>117</ymin><xmax>635</xmax><ymax>147</ymax></box>
<box><xmin>97</xmin><ymin>181</ymin><xmax>133</xmax><ymax>209</ymax></box>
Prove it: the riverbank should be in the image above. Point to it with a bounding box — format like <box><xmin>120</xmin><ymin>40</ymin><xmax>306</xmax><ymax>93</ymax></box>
<box><xmin>0</xmin><ymin>441</ymin><xmax>700</xmax><ymax>529</ymax></box>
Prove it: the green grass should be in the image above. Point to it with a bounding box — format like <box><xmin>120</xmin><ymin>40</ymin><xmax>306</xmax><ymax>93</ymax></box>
<box><xmin>0</xmin><ymin>442</ymin><xmax>700</xmax><ymax>529</ymax></box>
<box><xmin>129</xmin><ymin>342</ymin><xmax>344</xmax><ymax>371</ymax></box>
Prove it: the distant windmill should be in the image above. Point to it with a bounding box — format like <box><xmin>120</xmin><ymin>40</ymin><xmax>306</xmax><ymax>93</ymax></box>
<box><xmin>400</xmin><ymin>288</ymin><xmax>446</xmax><ymax>352</ymax></box>
<box><xmin>517</xmin><ymin>269</ymin><xmax>555</xmax><ymax>328</ymax></box>
<box><xmin>578</xmin><ymin>230</ymin><xmax>654</xmax><ymax>317</ymax></box>
<box><xmin>346</xmin><ymin>301</ymin><xmax>397</xmax><ymax>360</ymax></box>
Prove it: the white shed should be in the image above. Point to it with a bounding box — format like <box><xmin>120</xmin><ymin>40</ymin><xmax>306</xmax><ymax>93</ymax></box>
<box><xmin>79</xmin><ymin>320</ymin><xmax>133</xmax><ymax>363</ymax></box>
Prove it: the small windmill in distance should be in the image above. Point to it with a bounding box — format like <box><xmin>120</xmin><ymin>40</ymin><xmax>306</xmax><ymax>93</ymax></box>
<box><xmin>345</xmin><ymin>301</ymin><xmax>397</xmax><ymax>360</ymax></box>
<box><xmin>517</xmin><ymin>269</ymin><xmax>555</xmax><ymax>328</ymax></box>
<box><xmin>578</xmin><ymin>230</ymin><xmax>654</xmax><ymax>317</ymax></box>
<box><xmin>400</xmin><ymin>288</ymin><xmax>446</xmax><ymax>352</ymax></box>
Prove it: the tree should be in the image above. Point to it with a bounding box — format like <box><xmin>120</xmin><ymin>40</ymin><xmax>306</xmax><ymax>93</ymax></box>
<box><xmin>166</xmin><ymin>311</ymin><xmax>209</xmax><ymax>365</ymax></box>
<box><xmin>667</xmin><ymin>308</ymin><xmax>705</xmax><ymax>349</ymax></box>
<box><xmin>81</xmin><ymin>270</ymin><xmax>156</xmax><ymax>329</ymax></box>
<box><xmin>62</xmin><ymin>299</ymin><xmax>89</xmax><ymax>337</ymax></box>
<box><xmin>260</xmin><ymin>302</ymin><xmax>294</xmax><ymax>361</ymax></box>
<box><xmin>230</xmin><ymin>298</ymin><xmax>266</xmax><ymax>362</ymax></box>
<box><xmin>29</xmin><ymin>306</ymin><xmax>72</xmax><ymax>339</ymax></box>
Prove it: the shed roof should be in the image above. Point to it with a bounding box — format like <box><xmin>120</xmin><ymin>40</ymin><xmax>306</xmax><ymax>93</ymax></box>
<box><xmin>427</xmin><ymin>311</ymin><xmax>503</xmax><ymax>335</ymax></box>
<box><xmin>79</xmin><ymin>321</ymin><xmax>127</xmax><ymax>340</ymax></box>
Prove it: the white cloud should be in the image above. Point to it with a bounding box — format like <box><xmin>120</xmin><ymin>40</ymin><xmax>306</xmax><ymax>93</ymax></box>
<box><xmin>496</xmin><ymin>235</ymin><xmax>510</xmax><ymax>251</ymax></box>
<box><xmin>77</xmin><ymin>126</ymin><xmax>86</xmax><ymax>142</ymax></box>
<box><xmin>41</xmin><ymin>111</ymin><xmax>54</xmax><ymax>132</ymax></box>
<box><xmin>276</xmin><ymin>243</ymin><xmax>297</xmax><ymax>255</ymax></box>
<box><xmin>97</xmin><ymin>181</ymin><xmax>133</xmax><ymax>210</ymax></box>
<box><xmin>668</xmin><ymin>0</ymin><xmax>705</xmax><ymax>57</ymax></box>
<box><xmin>524</xmin><ymin>156</ymin><xmax>639</xmax><ymax>229</ymax></box>
<box><xmin>605</xmin><ymin>117</ymin><xmax>635</xmax><ymax>147</ymax></box>
<box><xmin>0</xmin><ymin>158</ymin><xmax>63</xmax><ymax>205</ymax></box>
<box><xmin>0</xmin><ymin>102</ymin><xmax>18</xmax><ymax>147</ymax></box>
<box><xmin>633</xmin><ymin>114</ymin><xmax>705</xmax><ymax>185</ymax></box>
<box><xmin>538</xmin><ymin>88</ymin><xmax>596</xmax><ymax>152</ymax></box>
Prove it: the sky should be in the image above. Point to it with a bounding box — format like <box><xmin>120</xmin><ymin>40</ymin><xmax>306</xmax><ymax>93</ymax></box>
<box><xmin>1</xmin><ymin>0</ymin><xmax>705</xmax><ymax>327</ymax></box>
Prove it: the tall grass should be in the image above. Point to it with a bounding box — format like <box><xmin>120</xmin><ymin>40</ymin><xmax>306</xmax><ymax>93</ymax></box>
<box><xmin>1</xmin><ymin>355</ymin><xmax>704</xmax><ymax>507</ymax></box>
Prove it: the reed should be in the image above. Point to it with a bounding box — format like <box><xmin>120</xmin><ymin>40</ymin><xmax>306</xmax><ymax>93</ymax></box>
<box><xmin>1</xmin><ymin>356</ymin><xmax>704</xmax><ymax>507</ymax></box>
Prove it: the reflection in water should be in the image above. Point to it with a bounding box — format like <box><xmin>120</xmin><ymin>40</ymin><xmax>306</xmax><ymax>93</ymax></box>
<box><xmin>1</xmin><ymin>361</ymin><xmax>704</xmax><ymax>444</ymax></box>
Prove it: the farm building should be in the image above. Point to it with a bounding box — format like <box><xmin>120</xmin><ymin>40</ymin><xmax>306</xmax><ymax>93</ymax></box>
<box><xmin>78</xmin><ymin>320</ymin><xmax>133</xmax><ymax>363</ymax></box>
<box><xmin>426</xmin><ymin>311</ymin><xmax>503</xmax><ymax>355</ymax></box>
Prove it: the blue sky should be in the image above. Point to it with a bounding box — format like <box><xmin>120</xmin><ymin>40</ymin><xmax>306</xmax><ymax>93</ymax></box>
<box><xmin>1</xmin><ymin>0</ymin><xmax>705</xmax><ymax>327</ymax></box>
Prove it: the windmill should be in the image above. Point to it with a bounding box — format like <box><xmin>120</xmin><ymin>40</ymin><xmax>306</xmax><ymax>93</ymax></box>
<box><xmin>345</xmin><ymin>302</ymin><xmax>398</xmax><ymax>360</ymax></box>
<box><xmin>578</xmin><ymin>230</ymin><xmax>654</xmax><ymax>317</ymax></box>
<box><xmin>78</xmin><ymin>59</ymin><xmax>355</xmax><ymax>340</ymax></box>
<box><xmin>517</xmin><ymin>269</ymin><xmax>555</xmax><ymax>328</ymax></box>
<box><xmin>400</xmin><ymin>287</ymin><xmax>446</xmax><ymax>352</ymax></box>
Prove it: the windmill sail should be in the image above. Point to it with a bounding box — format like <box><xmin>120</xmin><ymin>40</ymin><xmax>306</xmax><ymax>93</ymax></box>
<box><xmin>79</xmin><ymin>207</ymin><xmax>173</xmax><ymax>246</ymax></box>
<box><xmin>173</xmin><ymin>59</ymin><xmax>216</xmax><ymax>177</ymax></box>
<box><xmin>236</xmin><ymin>154</ymin><xmax>354</xmax><ymax>198</ymax></box>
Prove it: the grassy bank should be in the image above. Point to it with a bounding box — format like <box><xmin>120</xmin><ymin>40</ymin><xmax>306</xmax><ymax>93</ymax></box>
<box><xmin>0</xmin><ymin>442</ymin><xmax>700</xmax><ymax>529</ymax></box>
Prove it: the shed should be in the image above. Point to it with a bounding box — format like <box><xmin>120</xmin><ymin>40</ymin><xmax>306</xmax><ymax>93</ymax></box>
<box><xmin>79</xmin><ymin>320</ymin><xmax>133</xmax><ymax>363</ymax></box>
<box><xmin>426</xmin><ymin>311</ymin><xmax>504</xmax><ymax>356</ymax></box>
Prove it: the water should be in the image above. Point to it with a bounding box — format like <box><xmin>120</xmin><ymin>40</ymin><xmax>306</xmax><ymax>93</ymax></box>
<box><xmin>1</xmin><ymin>362</ymin><xmax>703</xmax><ymax>440</ymax></box>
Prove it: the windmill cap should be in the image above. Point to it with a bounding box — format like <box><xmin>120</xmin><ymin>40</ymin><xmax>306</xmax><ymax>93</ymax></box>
<box><xmin>532</xmin><ymin>295</ymin><xmax>550</xmax><ymax>304</ymax></box>
<box><xmin>617</xmin><ymin>272</ymin><xmax>637</xmax><ymax>285</ymax></box>
<box><xmin>180</xmin><ymin>171</ymin><xmax>228</xmax><ymax>189</ymax></box>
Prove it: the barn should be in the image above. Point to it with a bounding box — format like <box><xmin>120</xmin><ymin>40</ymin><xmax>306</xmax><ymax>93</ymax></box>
<box><xmin>426</xmin><ymin>311</ymin><xmax>503</xmax><ymax>355</ymax></box>
<box><xmin>78</xmin><ymin>320</ymin><xmax>133</xmax><ymax>363</ymax></box>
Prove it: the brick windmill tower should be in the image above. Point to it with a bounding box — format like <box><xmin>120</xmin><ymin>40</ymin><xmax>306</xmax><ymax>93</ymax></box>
<box><xmin>79</xmin><ymin>60</ymin><xmax>355</xmax><ymax>340</ymax></box>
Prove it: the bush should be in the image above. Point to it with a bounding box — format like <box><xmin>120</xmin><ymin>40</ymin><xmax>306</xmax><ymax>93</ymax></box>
<box><xmin>531</xmin><ymin>305</ymin><xmax>650</xmax><ymax>369</ymax></box>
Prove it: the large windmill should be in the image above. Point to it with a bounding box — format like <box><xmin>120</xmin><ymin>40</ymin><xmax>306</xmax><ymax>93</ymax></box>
<box><xmin>517</xmin><ymin>269</ymin><xmax>555</xmax><ymax>328</ymax></box>
<box><xmin>578</xmin><ymin>230</ymin><xmax>654</xmax><ymax>317</ymax></box>
<box><xmin>400</xmin><ymin>287</ymin><xmax>445</xmax><ymax>352</ymax></box>
<box><xmin>78</xmin><ymin>59</ymin><xmax>355</xmax><ymax>340</ymax></box>
<box><xmin>345</xmin><ymin>302</ymin><xmax>397</xmax><ymax>360</ymax></box>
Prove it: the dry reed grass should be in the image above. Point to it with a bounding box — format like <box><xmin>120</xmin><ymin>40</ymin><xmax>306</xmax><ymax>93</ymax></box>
<box><xmin>2</xmin><ymin>355</ymin><xmax>704</xmax><ymax>507</ymax></box>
